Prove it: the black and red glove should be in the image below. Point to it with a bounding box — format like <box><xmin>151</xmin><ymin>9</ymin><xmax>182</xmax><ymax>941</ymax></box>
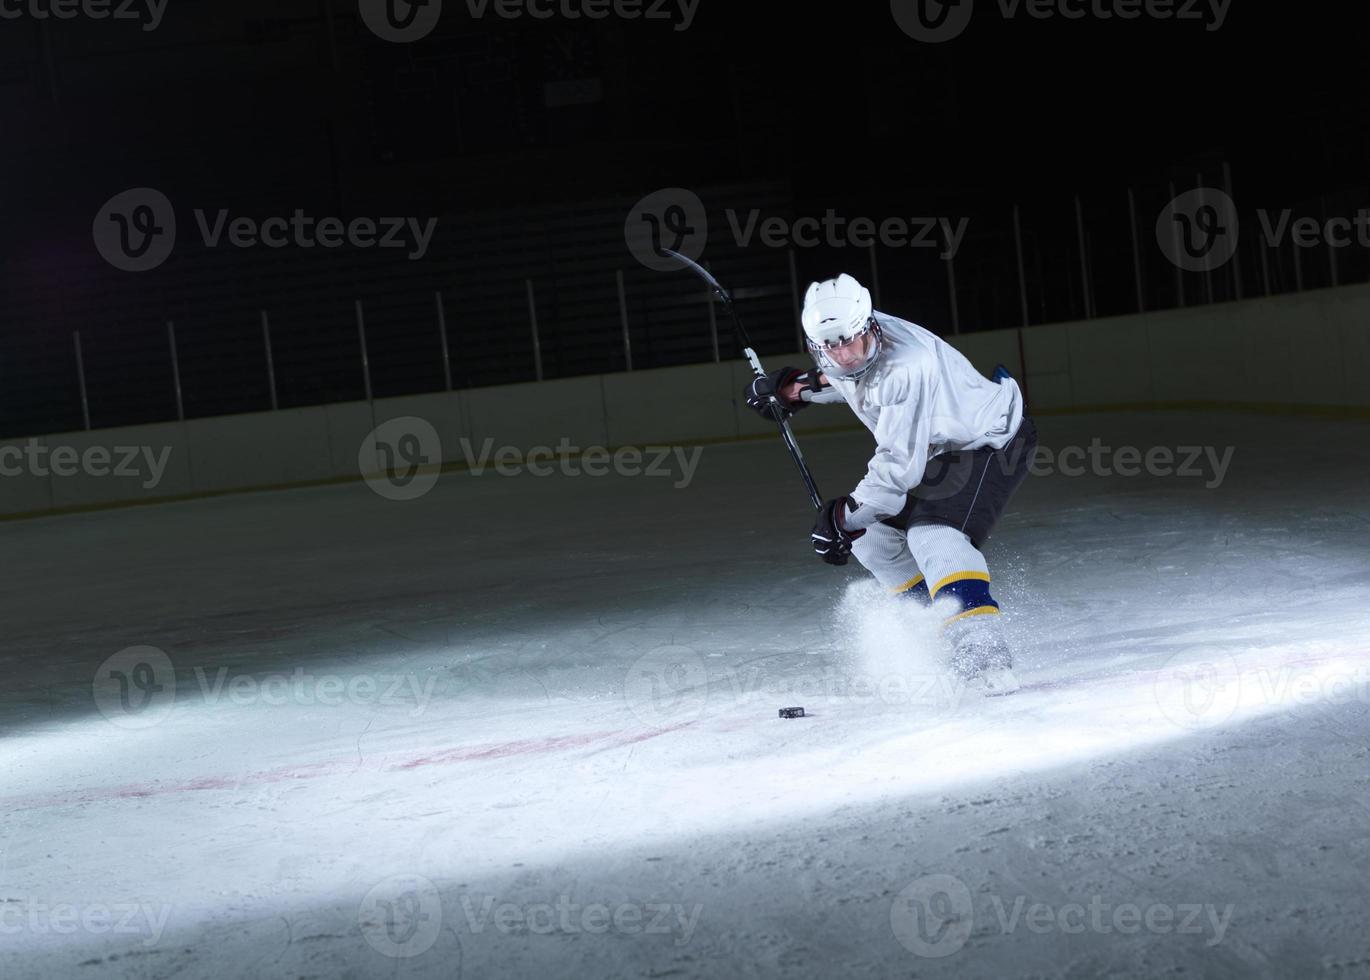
<box><xmin>811</xmin><ymin>496</ymin><xmax>866</xmax><ymax>566</ymax></box>
<box><xmin>743</xmin><ymin>367</ymin><xmax>824</xmax><ymax>423</ymax></box>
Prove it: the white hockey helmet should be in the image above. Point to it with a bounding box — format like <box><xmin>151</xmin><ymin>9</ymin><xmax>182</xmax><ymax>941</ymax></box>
<box><xmin>801</xmin><ymin>273</ymin><xmax>880</xmax><ymax>381</ymax></box>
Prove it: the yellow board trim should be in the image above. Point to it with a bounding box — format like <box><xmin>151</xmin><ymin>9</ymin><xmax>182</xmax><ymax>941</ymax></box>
<box><xmin>930</xmin><ymin>570</ymin><xmax>991</xmax><ymax>597</ymax></box>
<box><xmin>942</xmin><ymin>605</ymin><xmax>1001</xmax><ymax>627</ymax></box>
<box><xmin>889</xmin><ymin>574</ymin><xmax>926</xmax><ymax>595</ymax></box>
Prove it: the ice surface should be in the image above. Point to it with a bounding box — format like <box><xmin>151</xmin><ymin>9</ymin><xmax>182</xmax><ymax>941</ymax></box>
<box><xmin>3</xmin><ymin>411</ymin><xmax>1370</xmax><ymax>979</ymax></box>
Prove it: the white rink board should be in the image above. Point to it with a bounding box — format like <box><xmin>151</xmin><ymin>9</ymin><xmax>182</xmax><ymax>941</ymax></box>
<box><xmin>4</xmin><ymin>283</ymin><xmax>1370</xmax><ymax>519</ymax></box>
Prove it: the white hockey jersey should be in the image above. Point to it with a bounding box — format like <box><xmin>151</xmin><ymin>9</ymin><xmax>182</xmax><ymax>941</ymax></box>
<box><xmin>816</xmin><ymin>311</ymin><xmax>1024</xmax><ymax>527</ymax></box>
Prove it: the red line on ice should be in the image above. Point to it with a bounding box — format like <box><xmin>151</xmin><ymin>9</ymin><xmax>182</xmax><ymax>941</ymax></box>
<box><xmin>3</xmin><ymin>722</ymin><xmax>694</xmax><ymax>812</ymax></box>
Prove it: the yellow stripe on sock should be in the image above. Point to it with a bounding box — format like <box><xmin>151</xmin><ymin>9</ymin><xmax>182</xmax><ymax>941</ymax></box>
<box><xmin>889</xmin><ymin>574</ymin><xmax>926</xmax><ymax>595</ymax></box>
<box><xmin>942</xmin><ymin>605</ymin><xmax>1001</xmax><ymax>627</ymax></box>
<box><xmin>930</xmin><ymin>570</ymin><xmax>991</xmax><ymax>597</ymax></box>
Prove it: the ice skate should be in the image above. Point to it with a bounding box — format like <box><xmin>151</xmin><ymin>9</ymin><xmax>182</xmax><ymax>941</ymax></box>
<box><xmin>946</xmin><ymin>614</ymin><xmax>1020</xmax><ymax>696</ymax></box>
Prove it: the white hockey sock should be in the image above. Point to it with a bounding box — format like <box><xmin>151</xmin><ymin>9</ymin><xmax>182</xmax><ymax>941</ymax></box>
<box><xmin>903</xmin><ymin>523</ymin><xmax>1000</xmax><ymax>626</ymax></box>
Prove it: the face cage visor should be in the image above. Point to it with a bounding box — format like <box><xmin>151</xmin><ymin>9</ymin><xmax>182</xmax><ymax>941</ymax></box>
<box><xmin>807</xmin><ymin>317</ymin><xmax>880</xmax><ymax>381</ymax></box>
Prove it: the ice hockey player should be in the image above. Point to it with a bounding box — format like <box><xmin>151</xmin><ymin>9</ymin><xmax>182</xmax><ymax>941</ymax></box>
<box><xmin>743</xmin><ymin>273</ymin><xmax>1037</xmax><ymax>694</ymax></box>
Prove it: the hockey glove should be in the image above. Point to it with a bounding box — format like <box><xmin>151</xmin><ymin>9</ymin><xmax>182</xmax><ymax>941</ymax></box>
<box><xmin>743</xmin><ymin>367</ymin><xmax>825</xmax><ymax>422</ymax></box>
<box><xmin>811</xmin><ymin>495</ymin><xmax>866</xmax><ymax>566</ymax></box>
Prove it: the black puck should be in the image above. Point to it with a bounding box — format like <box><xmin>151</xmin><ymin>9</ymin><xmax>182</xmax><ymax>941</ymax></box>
<box><xmin>779</xmin><ymin>706</ymin><xmax>805</xmax><ymax>719</ymax></box>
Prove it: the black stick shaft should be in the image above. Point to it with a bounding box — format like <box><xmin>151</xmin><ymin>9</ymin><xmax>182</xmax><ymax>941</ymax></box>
<box><xmin>660</xmin><ymin>249</ymin><xmax>823</xmax><ymax>510</ymax></box>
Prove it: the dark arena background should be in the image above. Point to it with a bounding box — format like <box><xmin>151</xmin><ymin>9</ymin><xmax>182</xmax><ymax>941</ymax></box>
<box><xmin>4</xmin><ymin>3</ymin><xmax>1370</xmax><ymax>978</ymax></box>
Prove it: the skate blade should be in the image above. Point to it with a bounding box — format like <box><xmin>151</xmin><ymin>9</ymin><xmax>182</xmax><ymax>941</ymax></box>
<box><xmin>979</xmin><ymin>667</ymin><xmax>1020</xmax><ymax>697</ymax></box>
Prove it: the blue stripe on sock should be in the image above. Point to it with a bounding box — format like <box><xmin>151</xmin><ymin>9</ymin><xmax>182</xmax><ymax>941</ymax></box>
<box><xmin>938</xmin><ymin>577</ymin><xmax>999</xmax><ymax>613</ymax></box>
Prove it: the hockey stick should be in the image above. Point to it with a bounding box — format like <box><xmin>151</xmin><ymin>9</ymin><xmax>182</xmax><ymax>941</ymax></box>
<box><xmin>658</xmin><ymin>248</ymin><xmax>823</xmax><ymax>511</ymax></box>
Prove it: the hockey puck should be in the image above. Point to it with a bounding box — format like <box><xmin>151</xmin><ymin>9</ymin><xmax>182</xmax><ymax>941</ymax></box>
<box><xmin>778</xmin><ymin>706</ymin><xmax>805</xmax><ymax>719</ymax></box>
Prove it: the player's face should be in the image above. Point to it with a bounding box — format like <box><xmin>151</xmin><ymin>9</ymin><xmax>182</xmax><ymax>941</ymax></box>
<box><xmin>828</xmin><ymin>334</ymin><xmax>871</xmax><ymax>369</ymax></box>
<box><xmin>809</xmin><ymin>318</ymin><xmax>879</xmax><ymax>380</ymax></box>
